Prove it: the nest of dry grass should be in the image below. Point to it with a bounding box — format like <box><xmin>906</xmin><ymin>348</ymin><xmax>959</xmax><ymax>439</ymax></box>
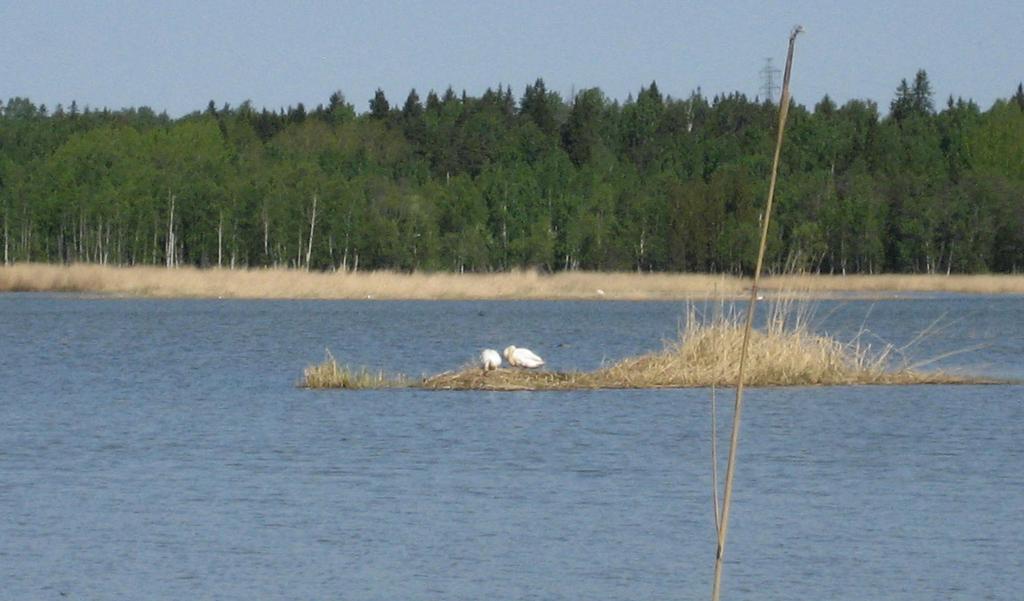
<box><xmin>422</xmin><ymin>369</ymin><xmax>590</xmax><ymax>391</ymax></box>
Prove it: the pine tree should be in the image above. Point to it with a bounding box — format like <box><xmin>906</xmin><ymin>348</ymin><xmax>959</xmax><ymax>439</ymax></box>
<box><xmin>911</xmin><ymin>70</ymin><xmax>934</xmax><ymax>115</ymax></box>
<box><xmin>425</xmin><ymin>90</ymin><xmax>441</xmax><ymax>114</ymax></box>
<box><xmin>890</xmin><ymin>79</ymin><xmax>914</xmax><ymax>121</ymax></box>
<box><xmin>562</xmin><ymin>88</ymin><xmax>605</xmax><ymax>165</ymax></box>
<box><xmin>369</xmin><ymin>88</ymin><xmax>390</xmax><ymax>120</ymax></box>
<box><xmin>288</xmin><ymin>102</ymin><xmax>306</xmax><ymax>124</ymax></box>
<box><xmin>402</xmin><ymin>88</ymin><xmax>422</xmax><ymax>118</ymax></box>
<box><xmin>815</xmin><ymin>94</ymin><xmax>836</xmax><ymax>116</ymax></box>
<box><xmin>325</xmin><ymin>91</ymin><xmax>355</xmax><ymax>123</ymax></box>
<box><xmin>401</xmin><ymin>89</ymin><xmax>426</xmax><ymax>147</ymax></box>
<box><xmin>520</xmin><ymin>78</ymin><xmax>558</xmax><ymax>136</ymax></box>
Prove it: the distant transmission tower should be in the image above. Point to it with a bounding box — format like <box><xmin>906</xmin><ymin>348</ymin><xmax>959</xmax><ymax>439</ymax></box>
<box><xmin>760</xmin><ymin>58</ymin><xmax>781</xmax><ymax>102</ymax></box>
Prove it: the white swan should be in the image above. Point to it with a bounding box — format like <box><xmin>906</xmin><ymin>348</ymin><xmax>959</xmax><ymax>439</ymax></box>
<box><xmin>503</xmin><ymin>345</ymin><xmax>544</xmax><ymax>369</ymax></box>
<box><xmin>480</xmin><ymin>348</ymin><xmax>502</xmax><ymax>371</ymax></box>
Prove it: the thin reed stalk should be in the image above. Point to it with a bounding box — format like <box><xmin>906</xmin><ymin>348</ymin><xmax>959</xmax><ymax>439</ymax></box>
<box><xmin>711</xmin><ymin>25</ymin><xmax>803</xmax><ymax>601</ymax></box>
<box><xmin>711</xmin><ymin>385</ymin><xmax>721</xmax><ymax>534</ymax></box>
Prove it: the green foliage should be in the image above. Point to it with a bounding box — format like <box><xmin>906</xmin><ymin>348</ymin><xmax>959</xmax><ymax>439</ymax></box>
<box><xmin>519</xmin><ymin>78</ymin><xmax>560</xmax><ymax>137</ymax></box>
<box><xmin>369</xmin><ymin>89</ymin><xmax>390</xmax><ymax>120</ymax></box>
<box><xmin>2</xmin><ymin>72</ymin><xmax>1023</xmax><ymax>274</ymax></box>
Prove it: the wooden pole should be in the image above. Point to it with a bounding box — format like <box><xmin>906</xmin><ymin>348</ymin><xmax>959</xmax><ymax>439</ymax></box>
<box><xmin>711</xmin><ymin>25</ymin><xmax>802</xmax><ymax>601</ymax></box>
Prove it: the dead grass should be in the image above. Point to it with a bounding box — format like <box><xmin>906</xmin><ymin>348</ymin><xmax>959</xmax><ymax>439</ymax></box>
<box><xmin>301</xmin><ymin>349</ymin><xmax>412</xmax><ymax>389</ymax></box>
<box><xmin>588</xmin><ymin>300</ymin><xmax>971</xmax><ymax>388</ymax></box>
<box><xmin>0</xmin><ymin>263</ymin><xmax>744</xmax><ymax>300</ymax></box>
<box><xmin>423</xmin><ymin>369</ymin><xmax>591</xmax><ymax>391</ymax></box>
<box><xmin>3</xmin><ymin>263</ymin><xmax>1024</xmax><ymax>299</ymax></box>
<box><xmin>763</xmin><ymin>273</ymin><xmax>1024</xmax><ymax>295</ymax></box>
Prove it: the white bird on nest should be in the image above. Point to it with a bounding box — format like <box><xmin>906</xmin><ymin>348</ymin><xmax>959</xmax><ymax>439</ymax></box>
<box><xmin>480</xmin><ymin>349</ymin><xmax>502</xmax><ymax>371</ymax></box>
<box><xmin>503</xmin><ymin>345</ymin><xmax>545</xmax><ymax>368</ymax></box>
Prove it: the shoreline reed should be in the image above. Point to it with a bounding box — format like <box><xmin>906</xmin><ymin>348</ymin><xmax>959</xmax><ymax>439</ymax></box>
<box><xmin>3</xmin><ymin>263</ymin><xmax>1024</xmax><ymax>300</ymax></box>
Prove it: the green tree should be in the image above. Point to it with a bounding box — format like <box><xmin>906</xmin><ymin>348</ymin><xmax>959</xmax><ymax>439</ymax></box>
<box><xmin>519</xmin><ymin>78</ymin><xmax>561</xmax><ymax>137</ymax></box>
<box><xmin>323</xmin><ymin>90</ymin><xmax>356</xmax><ymax>124</ymax></box>
<box><xmin>401</xmin><ymin>88</ymin><xmax>427</xmax><ymax>148</ymax></box>
<box><xmin>621</xmin><ymin>81</ymin><xmax>665</xmax><ymax>169</ymax></box>
<box><xmin>561</xmin><ymin>88</ymin><xmax>607</xmax><ymax>166</ymax></box>
<box><xmin>911</xmin><ymin>69</ymin><xmax>935</xmax><ymax>115</ymax></box>
<box><xmin>369</xmin><ymin>88</ymin><xmax>391</xmax><ymax>120</ymax></box>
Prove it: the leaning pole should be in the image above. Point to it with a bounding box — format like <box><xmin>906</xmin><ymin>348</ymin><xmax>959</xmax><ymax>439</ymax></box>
<box><xmin>710</xmin><ymin>25</ymin><xmax>803</xmax><ymax>601</ymax></box>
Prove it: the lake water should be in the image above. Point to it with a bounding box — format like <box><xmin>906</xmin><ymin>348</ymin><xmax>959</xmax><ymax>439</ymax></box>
<box><xmin>1</xmin><ymin>293</ymin><xmax>1022</xmax><ymax>600</ymax></box>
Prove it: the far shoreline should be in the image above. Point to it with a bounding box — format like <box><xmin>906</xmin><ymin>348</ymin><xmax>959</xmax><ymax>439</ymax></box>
<box><xmin>2</xmin><ymin>263</ymin><xmax>1024</xmax><ymax>301</ymax></box>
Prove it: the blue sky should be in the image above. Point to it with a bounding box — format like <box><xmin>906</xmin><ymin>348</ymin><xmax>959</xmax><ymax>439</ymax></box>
<box><xmin>2</xmin><ymin>1</ymin><xmax>1021</xmax><ymax>117</ymax></box>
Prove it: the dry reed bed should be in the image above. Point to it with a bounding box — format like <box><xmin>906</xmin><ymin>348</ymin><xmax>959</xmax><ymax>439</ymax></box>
<box><xmin>4</xmin><ymin>263</ymin><xmax>1024</xmax><ymax>300</ymax></box>
<box><xmin>0</xmin><ymin>263</ymin><xmax>743</xmax><ymax>300</ymax></box>
<box><xmin>763</xmin><ymin>273</ymin><xmax>1024</xmax><ymax>295</ymax></box>
<box><xmin>302</xmin><ymin>303</ymin><xmax>980</xmax><ymax>391</ymax></box>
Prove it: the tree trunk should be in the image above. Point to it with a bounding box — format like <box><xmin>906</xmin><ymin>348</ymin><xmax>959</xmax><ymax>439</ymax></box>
<box><xmin>305</xmin><ymin>194</ymin><xmax>317</xmax><ymax>270</ymax></box>
<box><xmin>637</xmin><ymin>228</ymin><xmax>646</xmax><ymax>272</ymax></box>
<box><xmin>341</xmin><ymin>216</ymin><xmax>352</xmax><ymax>272</ymax></box>
<box><xmin>96</xmin><ymin>217</ymin><xmax>105</xmax><ymax>264</ymax></box>
<box><xmin>262</xmin><ymin>205</ymin><xmax>270</xmax><ymax>261</ymax></box>
<box><xmin>230</xmin><ymin>224</ymin><xmax>238</xmax><ymax>269</ymax></box>
<box><xmin>22</xmin><ymin>218</ymin><xmax>32</xmax><ymax>262</ymax></box>
<box><xmin>217</xmin><ymin>211</ymin><xmax>224</xmax><ymax>268</ymax></box>
<box><xmin>166</xmin><ymin>193</ymin><xmax>176</xmax><ymax>268</ymax></box>
<box><xmin>78</xmin><ymin>212</ymin><xmax>85</xmax><ymax>261</ymax></box>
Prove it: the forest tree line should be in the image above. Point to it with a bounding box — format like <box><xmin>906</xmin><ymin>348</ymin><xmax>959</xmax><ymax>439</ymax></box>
<box><xmin>2</xmin><ymin>71</ymin><xmax>1023</xmax><ymax>274</ymax></box>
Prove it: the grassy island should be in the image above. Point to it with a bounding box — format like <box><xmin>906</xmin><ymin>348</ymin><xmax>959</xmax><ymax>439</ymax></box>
<box><xmin>301</xmin><ymin>302</ymin><xmax>981</xmax><ymax>391</ymax></box>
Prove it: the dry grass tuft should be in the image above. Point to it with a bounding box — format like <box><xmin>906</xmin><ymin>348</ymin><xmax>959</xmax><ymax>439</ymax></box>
<box><xmin>301</xmin><ymin>349</ymin><xmax>412</xmax><ymax>389</ymax></box>
<box><xmin>591</xmin><ymin>301</ymin><xmax>958</xmax><ymax>388</ymax></box>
